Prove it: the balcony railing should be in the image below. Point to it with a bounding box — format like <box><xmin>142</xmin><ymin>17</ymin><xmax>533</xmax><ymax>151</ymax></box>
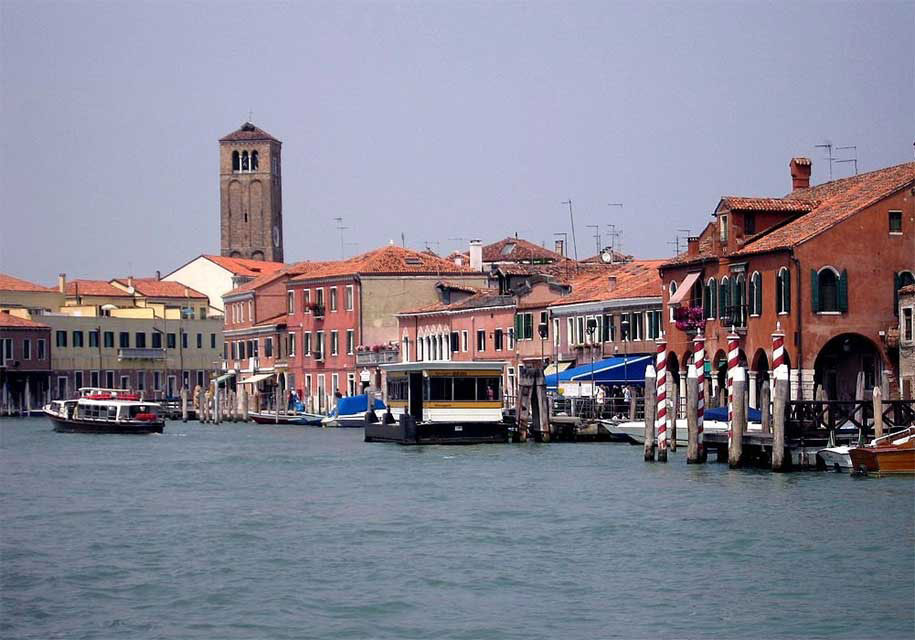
<box><xmin>355</xmin><ymin>348</ymin><xmax>400</xmax><ymax>366</ymax></box>
<box><xmin>118</xmin><ymin>347</ymin><xmax>166</xmax><ymax>361</ymax></box>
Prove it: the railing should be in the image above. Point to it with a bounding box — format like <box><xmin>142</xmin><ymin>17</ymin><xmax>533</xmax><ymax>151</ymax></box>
<box><xmin>355</xmin><ymin>349</ymin><xmax>400</xmax><ymax>366</ymax></box>
<box><xmin>785</xmin><ymin>400</ymin><xmax>915</xmax><ymax>443</ymax></box>
<box><xmin>118</xmin><ymin>348</ymin><xmax>166</xmax><ymax>360</ymax></box>
<box><xmin>549</xmin><ymin>395</ymin><xmax>645</xmax><ymax>421</ymax></box>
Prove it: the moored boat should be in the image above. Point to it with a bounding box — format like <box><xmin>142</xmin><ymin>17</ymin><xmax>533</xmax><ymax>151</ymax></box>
<box><xmin>44</xmin><ymin>387</ymin><xmax>164</xmax><ymax>434</ymax></box>
<box><xmin>249</xmin><ymin>411</ymin><xmax>323</xmax><ymax>425</ymax></box>
<box><xmin>848</xmin><ymin>427</ymin><xmax>915</xmax><ymax>475</ymax></box>
<box><xmin>322</xmin><ymin>394</ymin><xmax>385</xmax><ymax>428</ymax></box>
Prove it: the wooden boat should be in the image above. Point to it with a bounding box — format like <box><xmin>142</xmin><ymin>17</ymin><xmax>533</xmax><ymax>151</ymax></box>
<box><xmin>44</xmin><ymin>387</ymin><xmax>164</xmax><ymax>434</ymax></box>
<box><xmin>364</xmin><ymin>361</ymin><xmax>510</xmax><ymax>445</ymax></box>
<box><xmin>848</xmin><ymin>427</ymin><xmax>915</xmax><ymax>475</ymax></box>
<box><xmin>249</xmin><ymin>411</ymin><xmax>323</xmax><ymax>425</ymax></box>
<box><xmin>322</xmin><ymin>394</ymin><xmax>386</xmax><ymax>428</ymax></box>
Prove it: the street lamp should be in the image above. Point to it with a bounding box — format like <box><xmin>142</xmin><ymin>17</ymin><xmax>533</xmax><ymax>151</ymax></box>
<box><xmin>620</xmin><ymin>316</ymin><xmax>630</xmax><ymax>411</ymax></box>
<box><xmin>586</xmin><ymin>318</ymin><xmax>598</xmax><ymax>406</ymax></box>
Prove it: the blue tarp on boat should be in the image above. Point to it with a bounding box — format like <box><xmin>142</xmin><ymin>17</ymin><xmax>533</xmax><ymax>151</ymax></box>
<box><xmin>545</xmin><ymin>355</ymin><xmax>653</xmax><ymax>389</ymax></box>
<box><xmin>329</xmin><ymin>394</ymin><xmax>385</xmax><ymax>417</ymax></box>
<box><xmin>704</xmin><ymin>406</ymin><xmax>762</xmax><ymax>423</ymax></box>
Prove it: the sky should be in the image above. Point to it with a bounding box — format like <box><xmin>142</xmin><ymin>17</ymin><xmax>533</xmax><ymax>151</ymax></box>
<box><xmin>1</xmin><ymin>1</ymin><xmax>912</xmax><ymax>285</ymax></box>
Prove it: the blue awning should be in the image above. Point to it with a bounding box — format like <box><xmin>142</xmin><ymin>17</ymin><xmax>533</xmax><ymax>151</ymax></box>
<box><xmin>545</xmin><ymin>355</ymin><xmax>653</xmax><ymax>388</ymax></box>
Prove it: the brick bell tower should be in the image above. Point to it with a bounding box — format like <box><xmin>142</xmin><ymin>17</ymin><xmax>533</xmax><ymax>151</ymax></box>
<box><xmin>219</xmin><ymin>122</ymin><xmax>284</xmax><ymax>262</ymax></box>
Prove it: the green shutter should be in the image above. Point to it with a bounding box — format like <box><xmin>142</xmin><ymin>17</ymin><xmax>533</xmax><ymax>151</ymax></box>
<box><xmin>811</xmin><ymin>269</ymin><xmax>819</xmax><ymax>313</ymax></box>
<box><xmin>784</xmin><ymin>270</ymin><xmax>791</xmax><ymax>313</ymax></box>
<box><xmin>838</xmin><ymin>269</ymin><xmax>848</xmax><ymax>313</ymax></box>
<box><xmin>755</xmin><ymin>274</ymin><xmax>763</xmax><ymax>315</ymax></box>
<box><xmin>515</xmin><ymin>314</ymin><xmax>522</xmax><ymax>336</ymax></box>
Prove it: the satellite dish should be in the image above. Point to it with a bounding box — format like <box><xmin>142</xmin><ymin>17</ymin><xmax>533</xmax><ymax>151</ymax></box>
<box><xmin>600</xmin><ymin>251</ymin><xmax>613</xmax><ymax>263</ymax></box>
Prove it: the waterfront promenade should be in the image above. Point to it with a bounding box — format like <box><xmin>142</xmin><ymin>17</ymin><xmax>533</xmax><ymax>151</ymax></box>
<box><xmin>2</xmin><ymin>418</ymin><xmax>913</xmax><ymax>639</ymax></box>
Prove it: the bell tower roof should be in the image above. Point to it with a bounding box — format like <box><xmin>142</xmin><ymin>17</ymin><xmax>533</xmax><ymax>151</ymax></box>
<box><xmin>219</xmin><ymin>122</ymin><xmax>280</xmax><ymax>143</ymax></box>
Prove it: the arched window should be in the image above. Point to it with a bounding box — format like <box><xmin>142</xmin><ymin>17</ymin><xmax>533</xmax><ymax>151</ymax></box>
<box><xmin>668</xmin><ymin>281</ymin><xmax>677</xmax><ymax>322</ymax></box>
<box><xmin>706</xmin><ymin>278</ymin><xmax>717</xmax><ymax>319</ymax></box>
<box><xmin>241</xmin><ymin>151</ymin><xmax>249</xmax><ymax>171</ymax></box>
<box><xmin>251</xmin><ymin>150</ymin><xmax>259</xmax><ymax>171</ymax></box>
<box><xmin>232</xmin><ymin>150</ymin><xmax>240</xmax><ymax>172</ymax></box>
<box><xmin>749</xmin><ymin>272</ymin><xmax>762</xmax><ymax>316</ymax></box>
<box><xmin>813</xmin><ymin>267</ymin><xmax>846</xmax><ymax>313</ymax></box>
<box><xmin>776</xmin><ymin>267</ymin><xmax>791</xmax><ymax>314</ymax></box>
<box><xmin>417</xmin><ymin>335</ymin><xmax>424</xmax><ymax>361</ymax></box>
<box><xmin>719</xmin><ymin>276</ymin><xmax>730</xmax><ymax>320</ymax></box>
<box><xmin>734</xmin><ymin>273</ymin><xmax>747</xmax><ymax>327</ymax></box>
<box><xmin>895</xmin><ymin>271</ymin><xmax>915</xmax><ymax>315</ymax></box>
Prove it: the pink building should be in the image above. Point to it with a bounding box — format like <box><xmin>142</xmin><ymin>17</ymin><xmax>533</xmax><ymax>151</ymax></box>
<box><xmin>0</xmin><ymin>311</ymin><xmax>51</xmax><ymax>412</ymax></box>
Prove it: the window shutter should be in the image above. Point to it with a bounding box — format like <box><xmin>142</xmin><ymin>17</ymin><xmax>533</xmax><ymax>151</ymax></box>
<box><xmin>784</xmin><ymin>271</ymin><xmax>791</xmax><ymax>313</ymax></box>
<box><xmin>838</xmin><ymin>269</ymin><xmax>848</xmax><ymax>313</ymax></box>
<box><xmin>811</xmin><ymin>269</ymin><xmax>819</xmax><ymax>313</ymax></box>
<box><xmin>718</xmin><ymin>281</ymin><xmax>725</xmax><ymax>318</ymax></box>
<box><xmin>755</xmin><ymin>274</ymin><xmax>762</xmax><ymax>315</ymax></box>
<box><xmin>515</xmin><ymin>314</ymin><xmax>522</xmax><ymax>336</ymax></box>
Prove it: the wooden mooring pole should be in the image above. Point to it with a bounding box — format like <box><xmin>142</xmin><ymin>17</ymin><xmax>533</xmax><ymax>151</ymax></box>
<box><xmin>181</xmin><ymin>387</ymin><xmax>188</xmax><ymax>422</ymax></box>
<box><xmin>241</xmin><ymin>387</ymin><xmax>249</xmax><ymax>422</ymax></box>
<box><xmin>873</xmin><ymin>386</ymin><xmax>884</xmax><ymax>438</ymax></box>
<box><xmin>760</xmin><ymin>380</ymin><xmax>771</xmax><ymax>434</ymax></box>
<box><xmin>643</xmin><ymin>365</ymin><xmax>656</xmax><ymax>461</ymax></box>
<box><xmin>729</xmin><ymin>367</ymin><xmax>746</xmax><ymax>468</ymax></box>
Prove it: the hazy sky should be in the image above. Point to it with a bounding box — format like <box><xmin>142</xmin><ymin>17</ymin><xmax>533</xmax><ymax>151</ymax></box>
<box><xmin>1</xmin><ymin>1</ymin><xmax>912</xmax><ymax>285</ymax></box>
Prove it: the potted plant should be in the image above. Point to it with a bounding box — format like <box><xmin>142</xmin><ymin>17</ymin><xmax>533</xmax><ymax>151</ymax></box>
<box><xmin>673</xmin><ymin>305</ymin><xmax>706</xmax><ymax>333</ymax></box>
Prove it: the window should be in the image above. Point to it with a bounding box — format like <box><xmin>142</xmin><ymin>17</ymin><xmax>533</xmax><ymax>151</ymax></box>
<box><xmin>89</xmin><ymin>330</ymin><xmax>99</xmax><ymax>348</ymax></box>
<box><xmin>346</xmin><ymin>329</ymin><xmax>354</xmax><ymax>355</ymax></box>
<box><xmin>576</xmin><ymin>316</ymin><xmax>584</xmax><ymax>345</ymax></box>
<box><xmin>719</xmin><ymin>214</ymin><xmax>729</xmax><ymax>242</ymax></box>
<box><xmin>705</xmin><ymin>279</ymin><xmax>717</xmax><ymax>319</ymax></box>
<box><xmin>289</xmin><ymin>332</ymin><xmax>297</xmax><ymax>357</ymax></box>
<box><xmin>151</xmin><ymin>332</ymin><xmax>162</xmax><ymax>348</ymax></box>
<box><xmin>1</xmin><ymin>338</ymin><xmax>11</xmax><ymax>360</ymax></box>
<box><xmin>264</xmin><ymin>337</ymin><xmax>273</xmax><ymax>358</ymax></box>
<box><xmin>250</xmin><ymin>339</ymin><xmax>258</xmax><ymax>357</ymax></box>
<box><xmin>647</xmin><ymin>310</ymin><xmax>662</xmax><ymax>339</ymax></box>
<box><xmin>330</xmin><ymin>331</ymin><xmax>339</xmax><ymax>356</ymax></box>
<box><xmin>167</xmin><ymin>333</ymin><xmax>176</xmax><ymax>349</ymax></box>
<box><xmin>733</xmin><ymin>273</ymin><xmax>747</xmax><ymax>327</ymax></box>
<box><xmin>181</xmin><ymin>332</ymin><xmax>188</xmax><ymax>349</ymax></box>
<box><xmin>211</xmin><ymin>333</ymin><xmax>216</xmax><ymax>349</ymax></box>
<box><xmin>744</xmin><ymin>212</ymin><xmax>756</xmax><ymax>235</ymax></box>
<box><xmin>601</xmin><ymin>314</ymin><xmax>612</xmax><ymax>342</ymax></box>
<box><xmin>889</xmin><ymin>210</ymin><xmax>902</xmax><ymax>234</ymax></box>
<box><xmin>37</xmin><ymin>339</ymin><xmax>46</xmax><ymax>360</ymax></box>
<box><xmin>251</xmin><ymin>150</ymin><xmax>259</xmax><ymax>171</ymax></box>
<box><xmin>232</xmin><ymin>150</ymin><xmax>240</xmax><ymax>172</ymax></box>
<box><xmin>331</xmin><ymin>373</ymin><xmax>340</xmax><ymax>396</ymax></box>
<box><xmin>813</xmin><ymin>267</ymin><xmax>846</xmax><ymax>313</ymax></box>
<box><xmin>719</xmin><ymin>277</ymin><xmax>730</xmax><ymax>320</ymax></box>
<box><xmin>494</xmin><ymin>328</ymin><xmax>504</xmax><ymax>351</ymax></box>
<box><xmin>348</xmin><ymin>372</ymin><xmax>356</xmax><ymax>396</ymax></box>
<box><xmin>196</xmin><ymin>333</ymin><xmax>202</xmax><ymax>349</ymax></box>
<box><xmin>631</xmin><ymin>312</ymin><xmax>644</xmax><ymax>341</ymax></box>
<box><xmin>120</xmin><ymin>375</ymin><xmax>130</xmax><ymax>390</ymax></box>
<box><xmin>904</xmin><ymin>308</ymin><xmax>913</xmax><ymax>343</ymax></box>
<box><xmin>196</xmin><ymin>371</ymin><xmax>204</xmax><ymax>388</ymax></box>
<box><xmin>303</xmin><ymin>289</ymin><xmax>311</xmax><ymax>312</ymax></box>
<box><xmin>75</xmin><ymin>371</ymin><xmax>83</xmax><ymax>389</ymax></box>
<box><xmin>105</xmin><ymin>371</ymin><xmax>115</xmax><ymax>388</ymax></box>
<box><xmin>461</xmin><ymin>330</ymin><xmax>468</xmax><ymax>352</ymax></box>
<box><xmin>56</xmin><ymin>330</ymin><xmax>67</xmax><ymax>347</ymax></box>
<box><xmin>200</xmin><ymin>307</ymin><xmax>207</xmax><ymax>320</ymax></box>
<box><xmin>554</xmin><ymin>318</ymin><xmax>561</xmax><ymax>346</ymax></box>
<box><xmin>153</xmin><ymin>371</ymin><xmax>161</xmax><ymax>391</ymax></box>
<box><xmin>345</xmin><ymin>285</ymin><xmax>354</xmax><ymax>311</ymax></box>
<box><xmin>748</xmin><ymin>272</ymin><xmax>762</xmax><ymax>316</ymax></box>
<box><xmin>450</xmin><ymin>332</ymin><xmax>460</xmax><ymax>353</ymax></box>
<box><xmin>329</xmin><ymin>287</ymin><xmax>338</xmax><ymax>312</ymax></box>
<box><xmin>776</xmin><ymin>268</ymin><xmax>791</xmax><ymax>314</ymax></box>
<box><xmin>241</xmin><ymin>150</ymin><xmax>249</xmax><ymax>171</ymax></box>
<box><xmin>72</xmin><ymin>331</ymin><xmax>84</xmax><ymax>348</ymax></box>
<box><xmin>304</xmin><ymin>331</ymin><xmax>312</xmax><ymax>355</ymax></box>
<box><xmin>287</xmin><ymin>290</ymin><xmax>295</xmax><ymax>314</ymax></box>
<box><xmin>668</xmin><ymin>282</ymin><xmax>677</xmax><ymax>322</ymax></box>
<box><xmin>507</xmin><ymin>328</ymin><xmax>514</xmax><ymax>350</ymax></box>
<box><xmin>90</xmin><ymin>370</ymin><xmax>99</xmax><ymax>387</ymax></box>
<box><xmin>137</xmin><ymin>372</ymin><xmax>145</xmax><ymax>391</ymax></box>
<box><xmin>136</xmin><ymin>332</ymin><xmax>147</xmax><ymax>348</ymax></box>
<box><xmin>315</xmin><ymin>331</ymin><xmax>325</xmax><ymax>358</ymax></box>
<box><xmin>476</xmin><ymin>329</ymin><xmax>486</xmax><ymax>352</ymax></box>
<box><xmin>117</xmin><ymin>332</ymin><xmax>129</xmax><ymax>348</ymax></box>
<box><xmin>315</xmin><ymin>288</ymin><xmax>324</xmax><ymax>313</ymax></box>
<box><xmin>248</xmin><ymin>300</ymin><xmax>253</xmax><ymax>322</ymax></box>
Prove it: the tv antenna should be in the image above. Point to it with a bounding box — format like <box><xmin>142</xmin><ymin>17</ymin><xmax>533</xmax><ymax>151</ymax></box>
<box><xmin>423</xmin><ymin>240</ymin><xmax>441</xmax><ymax>254</ymax></box>
<box><xmin>834</xmin><ymin>145</ymin><xmax>858</xmax><ymax>175</ymax></box>
<box><xmin>814</xmin><ymin>141</ymin><xmax>835</xmax><ymax>180</ymax></box>
<box><xmin>667</xmin><ymin>228</ymin><xmax>691</xmax><ymax>255</ymax></box>
<box><xmin>605</xmin><ymin>224</ymin><xmax>623</xmax><ymax>256</ymax></box>
<box><xmin>561</xmin><ymin>200</ymin><xmax>578</xmax><ymax>260</ymax></box>
<box><xmin>586</xmin><ymin>225</ymin><xmax>601</xmax><ymax>255</ymax></box>
<box><xmin>333</xmin><ymin>217</ymin><xmax>349</xmax><ymax>259</ymax></box>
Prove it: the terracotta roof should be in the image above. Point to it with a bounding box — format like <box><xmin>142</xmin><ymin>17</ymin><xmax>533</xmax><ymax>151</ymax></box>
<box><xmin>436</xmin><ymin>280</ymin><xmax>483</xmax><ymax>294</ymax></box>
<box><xmin>493</xmin><ymin>260</ymin><xmax>625</xmax><ymax>284</ymax></box>
<box><xmin>111</xmin><ymin>278</ymin><xmax>208</xmax><ymax>299</ymax></box>
<box><xmin>291</xmin><ymin>245</ymin><xmax>476</xmax><ymax>282</ymax></box>
<box><xmin>718</xmin><ymin>196</ymin><xmax>815</xmax><ymax>213</ymax></box>
<box><xmin>0</xmin><ymin>273</ymin><xmax>54</xmax><ymax>293</ymax></box>
<box><xmin>219</xmin><ymin>122</ymin><xmax>280</xmax><ymax>143</ymax></box>
<box><xmin>204</xmin><ymin>255</ymin><xmax>286</xmax><ymax>277</ymax></box>
<box><xmin>446</xmin><ymin>251</ymin><xmax>469</xmax><ymax>263</ymax></box>
<box><xmin>399</xmin><ymin>290</ymin><xmax>511</xmax><ymax>316</ymax></box>
<box><xmin>230</xmin><ymin>261</ymin><xmax>322</xmax><ymax>295</ymax></box>
<box><xmin>483</xmin><ymin>237</ymin><xmax>568</xmax><ymax>263</ymax></box>
<box><xmin>66</xmin><ymin>280</ymin><xmax>132</xmax><ymax>297</ymax></box>
<box><xmin>0</xmin><ymin>311</ymin><xmax>49</xmax><ymax>328</ymax></box>
<box><xmin>736</xmin><ymin>162</ymin><xmax>914</xmax><ymax>255</ymax></box>
<box><xmin>552</xmin><ymin>260</ymin><xmax>664</xmax><ymax>306</ymax></box>
<box><xmin>255</xmin><ymin>312</ymin><xmax>287</xmax><ymax>327</ymax></box>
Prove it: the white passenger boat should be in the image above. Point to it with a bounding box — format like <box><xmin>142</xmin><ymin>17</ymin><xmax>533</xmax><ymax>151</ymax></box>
<box><xmin>44</xmin><ymin>387</ymin><xmax>164</xmax><ymax>434</ymax></box>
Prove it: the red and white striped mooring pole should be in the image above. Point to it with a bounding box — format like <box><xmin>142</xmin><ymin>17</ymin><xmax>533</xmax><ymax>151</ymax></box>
<box><xmin>726</xmin><ymin>327</ymin><xmax>740</xmax><ymax>450</ymax></box>
<box><xmin>772</xmin><ymin>321</ymin><xmax>786</xmax><ymax>379</ymax></box>
<box><xmin>655</xmin><ymin>334</ymin><xmax>668</xmax><ymax>454</ymax></box>
<box><xmin>693</xmin><ymin>328</ymin><xmax>705</xmax><ymax>456</ymax></box>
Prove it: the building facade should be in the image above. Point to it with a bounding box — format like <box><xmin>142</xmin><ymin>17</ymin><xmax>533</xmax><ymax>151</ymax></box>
<box><xmin>0</xmin><ymin>312</ymin><xmax>51</xmax><ymax>412</ymax></box>
<box><xmin>219</xmin><ymin>122</ymin><xmax>284</xmax><ymax>262</ymax></box>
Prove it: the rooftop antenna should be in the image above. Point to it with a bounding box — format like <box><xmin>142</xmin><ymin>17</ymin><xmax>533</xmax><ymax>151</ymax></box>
<box><xmin>561</xmin><ymin>200</ymin><xmax>578</xmax><ymax>260</ymax></box>
<box><xmin>448</xmin><ymin>237</ymin><xmax>468</xmax><ymax>252</ymax></box>
<box><xmin>553</xmin><ymin>232</ymin><xmax>569</xmax><ymax>258</ymax></box>
<box><xmin>586</xmin><ymin>224</ymin><xmax>601</xmax><ymax>255</ymax></box>
<box><xmin>401</xmin><ymin>232</ymin><xmax>406</xmax><ymax>248</ymax></box>
<box><xmin>423</xmin><ymin>240</ymin><xmax>441</xmax><ymax>254</ymax></box>
<box><xmin>606</xmin><ymin>224</ymin><xmax>622</xmax><ymax>256</ymax></box>
<box><xmin>248</xmin><ymin>109</ymin><xmax>254</xmax><ymax>122</ymax></box>
<box><xmin>835</xmin><ymin>145</ymin><xmax>858</xmax><ymax>176</ymax></box>
<box><xmin>667</xmin><ymin>229</ymin><xmax>692</xmax><ymax>255</ymax></box>
<box><xmin>333</xmin><ymin>217</ymin><xmax>349</xmax><ymax>259</ymax></box>
<box><xmin>814</xmin><ymin>141</ymin><xmax>835</xmax><ymax>180</ymax></box>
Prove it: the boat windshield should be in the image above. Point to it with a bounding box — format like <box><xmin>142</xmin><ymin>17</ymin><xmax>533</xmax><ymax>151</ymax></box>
<box><xmin>126</xmin><ymin>405</ymin><xmax>159</xmax><ymax>419</ymax></box>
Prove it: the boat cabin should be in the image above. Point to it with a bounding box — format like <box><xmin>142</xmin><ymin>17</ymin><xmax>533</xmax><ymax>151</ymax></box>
<box><xmin>383</xmin><ymin>361</ymin><xmax>507</xmax><ymax>424</ymax></box>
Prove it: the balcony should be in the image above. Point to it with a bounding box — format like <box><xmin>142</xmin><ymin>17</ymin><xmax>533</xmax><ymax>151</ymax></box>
<box><xmin>118</xmin><ymin>347</ymin><xmax>166</xmax><ymax>361</ymax></box>
<box><xmin>355</xmin><ymin>346</ymin><xmax>400</xmax><ymax>366</ymax></box>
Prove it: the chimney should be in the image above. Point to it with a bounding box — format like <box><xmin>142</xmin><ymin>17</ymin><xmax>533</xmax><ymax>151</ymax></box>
<box><xmin>687</xmin><ymin>236</ymin><xmax>699</xmax><ymax>256</ymax></box>
<box><xmin>607</xmin><ymin>275</ymin><xmax>618</xmax><ymax>291</ymax></box>
<box><xmin>554</xmin><ymin>238</ymin><xmax>565</xmax><ymax>257</ymax></box>
<box><xmin>469</xmin><ymin>239</ymin><xmax>483</xmax><ymax>271</ymax></box>
<box><xmin>155</xmin><ymin>270</ymin><xmax>161</xmax><ymax>281</ymax></box>
<box><xmin>58</xmin><ymin>273</ymin><xmax>66</xmax><ymax>294</ymax></box>
<box><xmin>127</xmin><ymin>275</ymin><xmax>134</xmax><ymax>289</ymax></box>
<box><xmin>790</xmin><ymin>156</ymin><xmax>812</xmax><ymax>191</ymax></box>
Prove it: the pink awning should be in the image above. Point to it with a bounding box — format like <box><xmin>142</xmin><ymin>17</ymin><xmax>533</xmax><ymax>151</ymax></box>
<box><xmin>669</xmin><ymin>272</ymin><xmax>701</xmax><ymax>305</ymax></box>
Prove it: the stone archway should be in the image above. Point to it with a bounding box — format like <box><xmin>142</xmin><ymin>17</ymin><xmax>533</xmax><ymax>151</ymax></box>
<box><xmin>751</xmin><ymin>348</ymin><xmax>770</xmax><ymax>409</ymax></box>
<box><xmin>712</xmin><ymin>349</ymin><xmax>728</xmax><ymax>407</ymax></box>
<box><xmin>814</xmin><ymin>333</ymin><xmax>884</xmax><ymax>401</ymax></box>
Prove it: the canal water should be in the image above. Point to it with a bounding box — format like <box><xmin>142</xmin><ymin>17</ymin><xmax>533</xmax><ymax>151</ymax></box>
<box><xmin>1</xmin><ymin>418</ymin><xmax>913</xmax><ymax>640</ymax></box>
